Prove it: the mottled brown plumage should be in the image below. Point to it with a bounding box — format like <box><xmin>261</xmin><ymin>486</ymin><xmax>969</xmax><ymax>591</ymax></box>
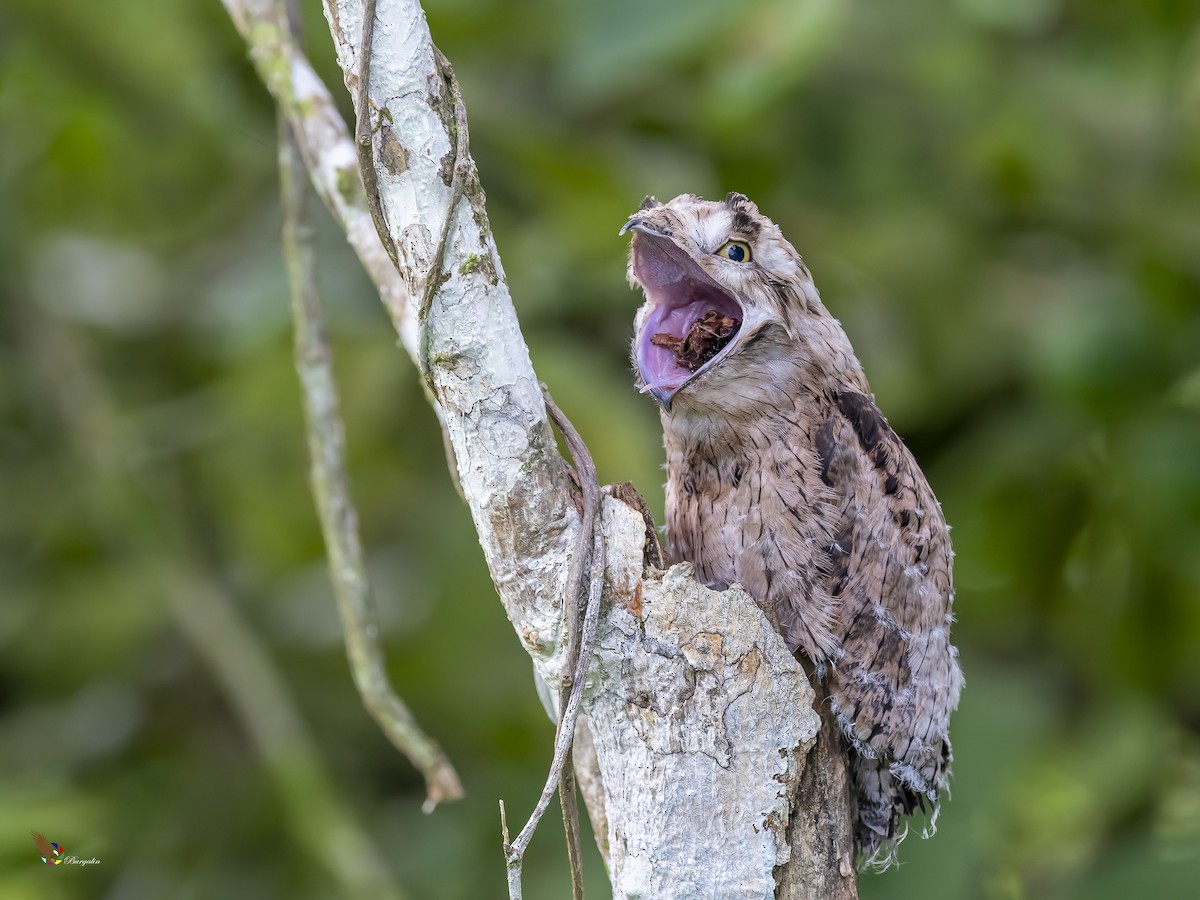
<box><xmin>623</xmin><ymin>192</ymin><xmax>963</xmax><ymax>864</ymax></box>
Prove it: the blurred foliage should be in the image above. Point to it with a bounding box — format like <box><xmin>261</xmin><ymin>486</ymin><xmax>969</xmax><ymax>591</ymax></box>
<box><xmin>2</xmin><ymin>0</ymin><xmax>1200</xmax><ymax>897</ymax></box>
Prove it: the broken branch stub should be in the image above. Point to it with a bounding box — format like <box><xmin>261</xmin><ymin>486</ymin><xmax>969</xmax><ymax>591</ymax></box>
<box><xmin>587</xmin><ymin>498</ymin><xmax>821</xmax><ymax>899</ymax></box>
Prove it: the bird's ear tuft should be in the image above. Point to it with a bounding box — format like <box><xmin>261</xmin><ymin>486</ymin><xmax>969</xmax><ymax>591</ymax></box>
<box><xmin>640</xmin><ymin>195</ymin><xmax>662</xmax><ymax>211</ymax></box>
<box><xmin>724</xmin><ymin>191</ymin><xmax>764</xmax><ymax>238</ymax></box>
<box><xmin>726</xmin><ymin>191</ymin><xmax>764</xmax><ymax>215</ymax></box>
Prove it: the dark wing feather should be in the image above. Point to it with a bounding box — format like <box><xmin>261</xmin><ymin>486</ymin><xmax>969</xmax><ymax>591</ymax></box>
<box><xmin>31</xmin><ymin>831</ymin><xmax>54</xmax><ymax>858</ymax></box>
<box><xmin>817</xmin><ymin>391</ymin><xmax>962</xmax><ymax>856</ymax></box>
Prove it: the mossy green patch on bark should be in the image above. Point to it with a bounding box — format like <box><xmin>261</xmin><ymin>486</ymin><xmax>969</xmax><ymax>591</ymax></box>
<box><xmin>248</xmin><ymin>21</ymin><xmax>294</xmax><ymax>108</ymax></box>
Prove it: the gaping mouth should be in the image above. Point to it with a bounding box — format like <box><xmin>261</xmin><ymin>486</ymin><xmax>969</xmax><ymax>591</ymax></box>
<box><xmin>630</xmin><ymin>229</ymin><xmax>743</xmax><ymax>399</ymax></box>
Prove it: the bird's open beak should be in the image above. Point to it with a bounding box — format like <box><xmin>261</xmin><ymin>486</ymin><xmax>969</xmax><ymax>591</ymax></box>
<box><xmin>625</xmin><ymin>220</ymin><xmax>682</xmax><ymax>410</ymax></box>
<box><xmin>618</xmin><ymin>216</ymin><xmax>643</xmax><ymax>237</ymax></box>
<box><xmin>625</xmin><ymin>223</ymin><xmax>743</xmax><ymax>411</ymax></box>
<box><xmin>647</xmin><ymin>385</ymin><xmax>675</xmax><ymax>411</ymax></box>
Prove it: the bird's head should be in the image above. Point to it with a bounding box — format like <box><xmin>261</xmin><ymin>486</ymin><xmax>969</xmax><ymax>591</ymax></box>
<box><xmin>623</xmin><ymin>192</ymin><xmax>825</xmax><ymax>414</ymax></box>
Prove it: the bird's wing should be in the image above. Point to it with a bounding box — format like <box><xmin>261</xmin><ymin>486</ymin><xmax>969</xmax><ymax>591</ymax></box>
<box><xmin>31</xmin><ymin>831</ymin><xmax>54</xmax><ymax>858</ymax></box>
<box><xmin>816</xmin><ymin>392</ymin><xmax>962</xmax><ymax>812</ymax></box>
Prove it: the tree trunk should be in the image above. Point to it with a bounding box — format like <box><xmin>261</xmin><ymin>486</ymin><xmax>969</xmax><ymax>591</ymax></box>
<box><xmin>776</xmin><ymin>710</ymin><xmax>859</xmax><ymax>900</ymax></box>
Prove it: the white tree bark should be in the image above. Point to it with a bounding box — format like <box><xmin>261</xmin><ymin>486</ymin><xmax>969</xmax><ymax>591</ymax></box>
<box><xmin>320</xmin><ymin>0</ymin><xmax>579</xmax><ymax>668</ymax></box>
<box><xmin>596</xmin><ymin>503</ymin><xmax>820</xmax><ymax>898</ymax></box>
<box><xmin>226</xmin><ymin>1</ymin><xmax>844</xmax><ymax>896</ymax></box>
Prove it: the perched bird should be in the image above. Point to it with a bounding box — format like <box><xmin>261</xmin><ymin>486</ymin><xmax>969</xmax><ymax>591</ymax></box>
<box><xmin>622</xmin><ymin>192</ymin><xmax>963</xmax><ymax>863</ymax></box>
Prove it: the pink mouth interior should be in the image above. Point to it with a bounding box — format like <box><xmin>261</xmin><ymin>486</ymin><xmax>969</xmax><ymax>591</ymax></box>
<box><xmin>634</xmin><ymin>240</ymin><xmax>742</xmax><ymax>393</ymax></box>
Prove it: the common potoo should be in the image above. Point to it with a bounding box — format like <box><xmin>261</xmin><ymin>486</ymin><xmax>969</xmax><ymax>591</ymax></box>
<box><xmin>623</xmin><ymin>192</ymin><xmax>962</xmax><ymax>863</ymax></box>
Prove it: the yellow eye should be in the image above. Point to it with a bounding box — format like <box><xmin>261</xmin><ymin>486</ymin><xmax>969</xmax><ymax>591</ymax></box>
<box><xmin>718</xmin><ymin>240</ymin><xmax>752</xmax><ymax>263</ymax></box>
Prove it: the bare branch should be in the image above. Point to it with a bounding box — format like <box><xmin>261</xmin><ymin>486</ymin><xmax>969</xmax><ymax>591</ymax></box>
<box><xmin>499</xmin><ymin>800</ymin><xmax>521</xmax><ymax>900</ymax></box>
<box><xmin>545</xmin><ymin>392</ymin><xmax>595</xmax><ymax>900</ymax></box>
<box><xmin>279</xmin><ymin>77</ymin><xmax>461</xmax><ymax>807</ymax></box>
<box><xmin>221</xmin><ymin>0</ymin><xmax>412</xmax><ymax>338</ymax></box>
<box><xmin>222</xmin><ymin>0</ymin><xmax>466</xmax><ymax>493</ymax></box>
<box><xmin>316</xmin><ymin>0</ymin><xmax>578</xmax><ymax>641</ymax></box>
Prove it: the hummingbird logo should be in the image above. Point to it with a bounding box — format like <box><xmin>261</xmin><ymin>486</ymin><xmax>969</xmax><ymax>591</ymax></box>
<box><xmin>31</xmin><ymin>832</ymin><xmax>64</xmax><ymax>866</ymax></box>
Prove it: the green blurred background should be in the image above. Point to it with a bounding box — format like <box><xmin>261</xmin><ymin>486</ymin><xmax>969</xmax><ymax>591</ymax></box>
<box><xmin>3</xmin><ymin>0</ymin><xmax>1200</xmax><ymax>897</ymax></box>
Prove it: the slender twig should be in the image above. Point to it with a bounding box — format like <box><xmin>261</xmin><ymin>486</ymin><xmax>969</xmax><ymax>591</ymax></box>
<box><xmin>354</xmin><ymin>0</ymin><xmax>467</xmax><ymax>401</ymax></box>
<box><xmin>354</xmin><ymin>0</ymin><xmax>400</xmax><ymax>272</ymax></box>
<box><xmin>220</xmin><ymin>0</ymin><xmax>411</xmax><ymax>329</ymax></box>
<box><xmin>500</xmin><ymin>801</ymin><xmax>521</xmax><ymax>900</ymax></box>
<box><xmin>280</xmin><ymin>10</ymin><xmax>462</xmax><ymax>810</ymax></box>
<box><xmin>355</xmin><ymin>0</ymin><xmax>469</xmax><ymax>392</ymax></box>
<box><xmin>222</xmin><ymin>0</ymin><xmax>469</xmax><ymax>502</ymax></box>
<box><xmin>415</xmin><ymin>47</ymin><xmax>469</xmax><ymax>391</ymax></box>
<box><xmin>502</xmin><ymin>388</ymin><xmax>603</xmax><ymax>898</ymax></box>
<box><xmin>550</xmin><ymin>392</ymin><xmax>588</xmax><ymax>898</ymax></box>
<box><xmin>558</xmin><ymin>759</ymin><xmax>585</xmax><ymax>900</ymax></box>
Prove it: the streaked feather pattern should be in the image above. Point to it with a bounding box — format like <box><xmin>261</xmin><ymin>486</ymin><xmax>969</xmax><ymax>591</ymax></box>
<box><xmin>625</xmin><ymin>192</ymin><xmax>963</xmax><ymax>864</ymax></box>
